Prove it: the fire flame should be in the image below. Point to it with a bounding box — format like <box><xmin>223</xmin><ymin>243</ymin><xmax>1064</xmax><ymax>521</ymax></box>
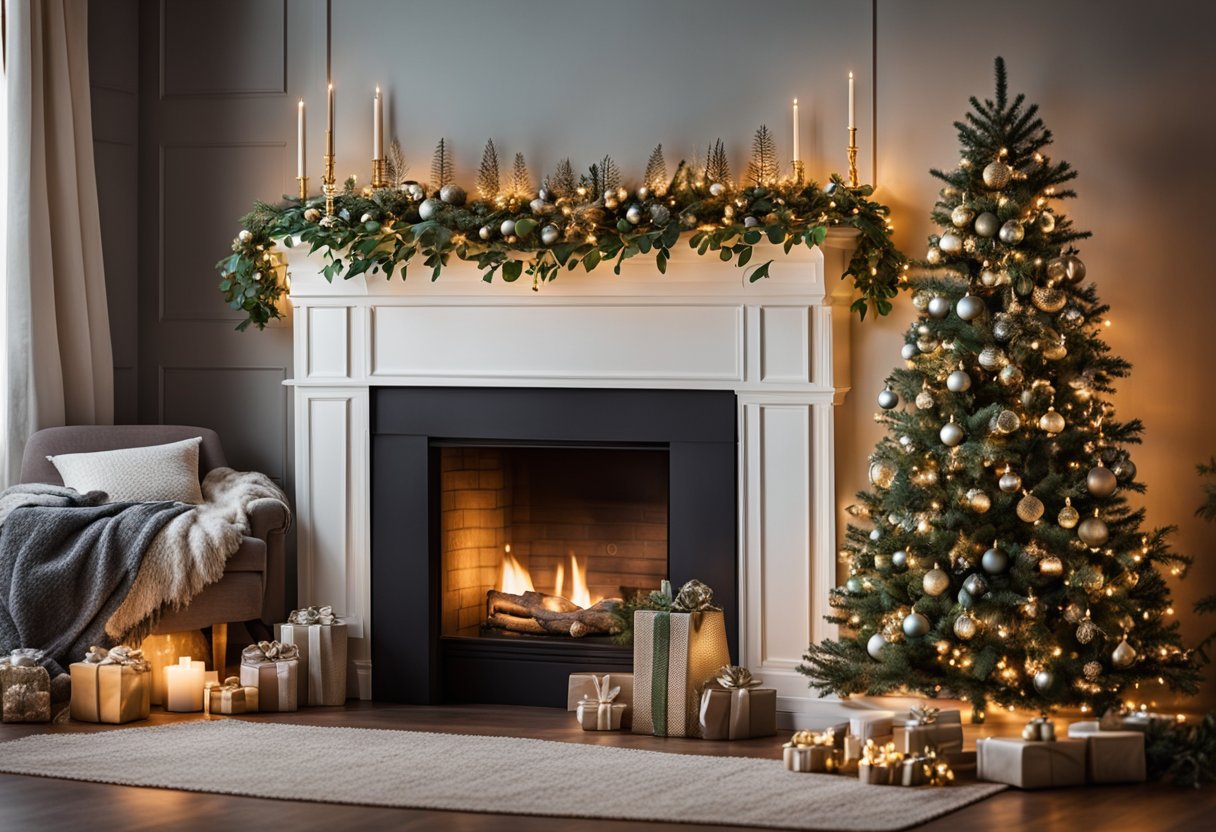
<box><xmin>500</xmin><ymin>545</ymin><xmax>534</xmax><ymax>595</ymax></box>
<box><xmin>499</xmin><ymin>546</ymin><xmax>599</xmax><ymax>609</ymax></box>
<box><xmin>568</xmin><ymin>551</ymin><xmax>593</xmax><ymax>609</ymax></box>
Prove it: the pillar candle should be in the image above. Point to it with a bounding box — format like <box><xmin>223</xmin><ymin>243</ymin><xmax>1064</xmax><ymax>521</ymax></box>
<box><xmin>792</xmin><ymin>98</ymin><xmax>800</xmax><ymax>164</ymax></box>
<box><xmin>848</xmin><ymin>72</ymin><xmax>855</xmax><ymax>130</ymax></box>
<box><xmin>326</xmin><ymin>83</ymin><xmax>335</xmax><ymax>158</ymax></box>
<box><xmin>164</xmin><ymin>656</ymin><xmax>205</xmax><ymax>712</ymax></box>
<box><xmin>373</xmin><ymin>87</ymin><xmax>383</xmax><ymax>159</ymax></box>
<box><xmin>297</xmin><ymin>99</ymin><xmax>306</xmax><ymax>178</ymax></box>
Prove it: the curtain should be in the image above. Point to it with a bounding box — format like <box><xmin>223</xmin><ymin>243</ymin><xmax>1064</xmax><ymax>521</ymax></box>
<box><xmin>2</xmin><ymin>0</ymin><xmax>113</xmax><ymax>486</ymax></box>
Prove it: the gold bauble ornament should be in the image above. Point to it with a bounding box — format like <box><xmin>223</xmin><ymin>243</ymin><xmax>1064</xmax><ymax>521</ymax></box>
<box><xmin>967</xmin><ymin>489</ymin><xmax>992</xmax><ymax>513</ymax></box>
<box><xmin>1111</xmin><ymin>638</ymin><xmax>1137</xmax><ymax>669</ymax></box>
<box><xmin>1042</xmin><ymin>339</ymin><xmax>1068</xmax><ymax>361</ymax></box>
<box><xmin>982</xmin><ymin>161</ymin><xmax>1012</xmax><ymax>189</ymax></box>
<box><xmin>916</xmin><ymin>389</ymin><xmax>935</xmax><ymax>410</ymax></box>
<box><xmin>1017</xmin><ymin>492</ymin><xmax>1045</xmax><ymax>523</ymax></box>
<box><xmin>999</xmin><ymin>469</ymin><xmax>1022</xmax><ymax>493</ymax></box>
<box><xmin>1039</xmin><ymin>407</ymin><xmax>1066</xmax><ymax>434</ymax></box>
<box><xmin>1038</xmin><ymin>555</ymin><xmax>1063</xmax><ymax>576</ymax></box>
<box><xmin>1037</xmin><ymin>211</ymin><xmax>1057</xmax><ymax>233</ymax></box>
<box><xmin>951</xmin><ymin>205</ymin><xmax>975</xmax><ymax>228</ymax></box>
<box><xmin>1083</xmin><ymin>660</ymin><xmax>1103</xmax><ymax>681</ymax></box>
<box><xmin>1058</xmin><ymin>498</ymin><xmax>1080</xmax><ymax>529</ymax></box>
<box><xmin>953</xmin><ymin>612</ymin><xmax>978</xmax><ymax>640</ymax></box>
<box><xmin>1076</xmin><ymin>613</ymin><xmax>1099</xmax><ymax>644</ymax></box>
<box><xmin>869</xmin><ymin>459</ymin><xmax>898</xmax><ymax>489</ymax></box>
<box><xmin>1032</xmin><ymin>286</ymin><xmax>1067</xmax><ymax>313</ymax></box>
<box><xmin>923</xmin><ymin>563</ymin><xmax>950</xmax><ymax>597</ymax></box>
<box><xmin>994</xmin><ymin>409</ymin><xmax>1021</xmax><ymax>434</ymax></box>
<box><xmin>926</xmin><ymin>246</ymin><xmax>943</xmax><ymax>265</ymax></box>
<box><xmin>998</xmin><ymin>364</ymin><xmax>1023</xmax><ymax>387</ymax></box>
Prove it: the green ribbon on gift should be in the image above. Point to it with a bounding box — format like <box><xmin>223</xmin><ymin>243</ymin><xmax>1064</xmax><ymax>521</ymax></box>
<box><xmin>651</xmin><ymin>611</ymin><xmax>670</xmax><ymax>737</ymax></box>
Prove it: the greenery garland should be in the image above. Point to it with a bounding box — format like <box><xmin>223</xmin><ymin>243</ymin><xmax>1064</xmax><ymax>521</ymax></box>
<box><xmin>218</xmin><ymin>156</ymin><xmax>905</xmax><ymax>331</ymax></box>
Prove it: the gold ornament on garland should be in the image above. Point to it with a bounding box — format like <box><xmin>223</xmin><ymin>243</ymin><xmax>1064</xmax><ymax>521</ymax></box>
<box><xmin>1058</xmin><ymin>498</ymin><xmax>1080</xmax><ymax>529</ymax></box>
<box><xmin>1017</xmin><ymin>492</ymin><xmax>1045</xmax><ymax>523</ymax></box>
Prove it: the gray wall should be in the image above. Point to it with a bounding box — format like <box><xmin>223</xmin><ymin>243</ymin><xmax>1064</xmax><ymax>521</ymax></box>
<box><xmin>93</xmin><ymin>0</ymin><xmax>1214</xmax><ymax>708</ymax></box>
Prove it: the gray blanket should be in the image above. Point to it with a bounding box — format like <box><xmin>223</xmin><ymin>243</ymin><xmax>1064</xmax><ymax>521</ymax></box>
<box><xmin>0</xmin><ymin>484</ymin><xmax>191</xmax><ymax>677</ymax></box>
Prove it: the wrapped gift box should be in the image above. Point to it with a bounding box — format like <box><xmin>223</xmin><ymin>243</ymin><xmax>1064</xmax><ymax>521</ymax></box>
<box><xmin>849</xmin><ymin>711</ymin><xmax>896</xmax><ymax>744</ymax></box>
<box><xmin>976</xmin><ymin>737</ymin><xmax>1086</xmax><ymax>789</ymax></box>
<box><xmin>568</xmin><ymin>672</ymin><xmax>633</xmax><ymax>728</ymax></box>
<box><xmin>858</xmin><ymin>761</ymin><xmax>899</xmax><ymax>785</ymax></box>
<box><xmin>239</xmin><ymin>641</ymin><xmax>299</xmax><ymax>712</ymax></box>
<box><xmin>698</xmin><ymin>668</ymin><xmax>777</xmax><ymax>740</ymax></box>
<box><xmin>69</xmin><ymin>646</ymin><xmax>151</xmax><ymax>724</ymax></box>
<box><xmin>275</xmin><ymin>605</ymin><xmax>348</xmax><ymax>706</ymax></box>
<box><xmin>1075</xmin><ymin>730</ymin><xmax>1147</xmax><ymax>784</ymax></box>
<box><xmin>901</xmin><ymin>756</ymin><xmax>929</xmax><ymax>787</ymax></box>
<box><xmin>576</xmin><ymin>698</ymin><xmax>627</xmax><ymax>731</ymax></box>
<box><xmin>895</xmin><ymin>710</ymin><xmax>963</xmax><ymax>755</ymax></box>
<box><xmin>205</xmin><ymin>676</ymin><xmax>260</xmax><ymax>715</ymax></box>
<box><xmin>632</xmin><ymin>602</ymin><xmax>730</xmax><ymax>738</ymax></box>
<box><xmin>1</xmin><ymin>651</ymin><xmax>52</xmax><ymax>723</ymax></box>
<box><xmin>783</xmin><ymin>738</ymin><xmax>834</xmax><ymax>773</ymax></box>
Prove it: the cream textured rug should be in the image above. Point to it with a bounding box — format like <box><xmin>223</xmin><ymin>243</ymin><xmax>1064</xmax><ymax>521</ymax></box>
<box><xmin>0</xmin><ymin>721</ymin><xmax>1003</xmax><ymax>830</ymax></box>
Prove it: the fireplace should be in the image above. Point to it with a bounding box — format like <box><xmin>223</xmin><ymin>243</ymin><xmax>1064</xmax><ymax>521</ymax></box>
<box><xmin>371</xmin><ymin>387</ymin><xmax>738</xmax><ymax>706</ymax></box>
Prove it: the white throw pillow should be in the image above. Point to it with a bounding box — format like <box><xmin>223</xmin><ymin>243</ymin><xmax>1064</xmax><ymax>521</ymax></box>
<box><xmin>48</xmin><ymin>436</ymin><xmax>205</xmax><ymax>504</ymax></box>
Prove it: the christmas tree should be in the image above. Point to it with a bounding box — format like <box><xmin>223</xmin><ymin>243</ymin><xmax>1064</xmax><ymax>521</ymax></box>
<box><xmin>799</xmin><ymin>58</ymin><xmax>1201</xmax><ymax>720</ymax></box>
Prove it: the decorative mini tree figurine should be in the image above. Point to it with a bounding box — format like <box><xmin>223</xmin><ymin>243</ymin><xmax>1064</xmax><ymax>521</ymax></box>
<box><xmin>799</xmin><ymin>58</ymin><xmax>1200</xmax><ymax>720</ymax></box>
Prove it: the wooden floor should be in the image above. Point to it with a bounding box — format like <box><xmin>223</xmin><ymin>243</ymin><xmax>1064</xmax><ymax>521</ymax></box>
<box><xmin>1</xmin><ymin>703</ymin><xmax>1212</xmax><ymax>831</ymax></box>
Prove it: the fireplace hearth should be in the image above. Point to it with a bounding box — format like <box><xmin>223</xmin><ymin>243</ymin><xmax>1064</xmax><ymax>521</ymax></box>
<box><xmin>371</xmin><ymin>387</ymin><xmax>737</xmax><ymax>706</ymax></box>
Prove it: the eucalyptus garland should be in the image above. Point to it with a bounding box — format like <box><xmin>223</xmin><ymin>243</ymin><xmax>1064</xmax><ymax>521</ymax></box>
<box><xmin>218</xmin><ymin>162</ymin><xmax>904</xmax><ymax>331</ymax></box>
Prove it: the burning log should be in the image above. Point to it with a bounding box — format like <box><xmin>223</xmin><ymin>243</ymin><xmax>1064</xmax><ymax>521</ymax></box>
<box><xmin>485</xmin><ymin>591</ymin><xmax>622</xmax><ymax>638</ymax></box>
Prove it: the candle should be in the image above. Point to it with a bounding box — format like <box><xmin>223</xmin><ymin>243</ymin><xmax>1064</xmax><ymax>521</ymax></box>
<box><xmin>792</xmin><ymin>98</ymin><xmax>800</xmax><ymax>164</ymax></box>
<box><xmin>297</xmin><ymin>99</ymin><xmax>306</xmax><ymax>178</ymax></box>
<box><xmin>326</xmin><ymin>83</ymin><xmax>335</xmax><ymax>158</ymax></box>
<box><xmin>164</xmin><ymin>656</ymin><xmax>205</xmax><ymax>712</ymax></box>
<box><xmin>373</xmin><ymin>86</ymin><xmax>383</xmax><ymax>159</ymax></box>
<box><xmin>849</xmin><ymin>72</ymin><xmax>855</xmax><ymax>130</ymax></box>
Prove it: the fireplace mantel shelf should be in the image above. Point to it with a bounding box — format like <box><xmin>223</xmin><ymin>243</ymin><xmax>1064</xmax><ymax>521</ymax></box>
<box><xmin>285</xmin><ymin>227</ymin><xmax>859</xmax><ymax>725</ymax></box>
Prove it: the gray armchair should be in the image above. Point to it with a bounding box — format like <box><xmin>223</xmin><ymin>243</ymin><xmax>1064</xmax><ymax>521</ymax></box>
<box><xmin>19</xmin><ymin>425</ymin><xmax>289</xmax><ymax>674</ymax></box>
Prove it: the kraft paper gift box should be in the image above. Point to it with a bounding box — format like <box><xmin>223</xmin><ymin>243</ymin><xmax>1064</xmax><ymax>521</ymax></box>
<box><xmin>204</xmin><ymin>676</ymin><xmax>260</xmax><ymax>715</ymax></box>
<box><xmin>69</xmin><ymin>646</ymin><xmax>152</xmax><ymax>724</ymax></box>
<box><xmin>631</xmin><ymin>583</ymin><xmax>730</xmax><ymax>738</ymax></box>
<box><xmin>697</xmin><ymin>666</ymin><xmax>777</xmax><ymax>741</ymax></box>
<box><xmin>568</xmin><ymin>672</ymin><xmax>633</xmax><ymax>728</ymax></box>
<box><xmin>0</xmin><ymin>649</ymin><xmax>51</xmax><ymax>723</ymax></box>
<box><xmin>576</xmin><ymin>698</ymin><xmax>627</xmax><ymax>731</ymax></box>
<box><xmin>239</xmin><ymin>641</ymin><xmax>299</xmax><ymax>712</ymax></box>
<box><xmin>894</xmin><ymin>708</ymin><xmax>963</xmax><ymax>755</ymax></box>
<box><xmin>782</xmin><ymin>730</ymin><xmax>838</xmax><ymax>773</ymax></box>
<box><xmin>858</xmin><ymin>761</ymin><xmax>899</xmax><ymax>785</ymax></box>
<box><xmin>1074</xmin><ymin>730</ymin><xmax>1147</xmax><ymax>783</ymax></box>
<box><xmin>275</xmin><ymin>605</ymin><xmax>348</xmax><ymax>707</ymax></box>
<box><xmin>976</xmin><ymin>737</ymin><xmax>1086</xmax><ymax>789</ymax></box>
<box><xmin>849</xmin><ymin>711</ymin><xmax>896</xmax><ymax>744</ymax></box>
<box><xmin>901</xmin><ymin>756</ymin><xmax>930</xmax><ymax>786</ymax></box>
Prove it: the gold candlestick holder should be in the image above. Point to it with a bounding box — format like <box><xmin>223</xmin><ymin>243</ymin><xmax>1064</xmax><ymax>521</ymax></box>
<box><xmin>296</xmin><ymin>176</ymin><xmax>309</xmax><ymax>201</ymax></box>
<box><xmin>371</xmin><ymin>157</ymin><xmax>388</xmax><ymax>189</ymax></box>
<box><xmin>792</xmin><ymin>160</ymin><xmax>805</xmax><ymax>186</ymax></box>
<box><xmin>847</xmin><ymin>127</ymin><xmax>859</xmax><ymax>188</ymax></box>
<box><xmin>322</xmin><ymin>151</ymin><xmax>336</xmax><ymax>222</ymax></box>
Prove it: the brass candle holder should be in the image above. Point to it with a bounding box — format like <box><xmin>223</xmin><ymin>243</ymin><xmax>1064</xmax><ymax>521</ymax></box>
<box><xmin>322</xmin><ymin>150</ymin><xmax>337</xmax><ymax>222</ymax></box>
<box><xmin>847</xmin><ymin>127</ymin><xmax>859</xmax><ymax>188</ymax></box>
<box><xmin>791</xmin><ymin>160</ymin><xmax>805</xmax><ymax>186</ymax></box>
<box><xmin>296</xmin><ymin>175</ymin><xmax>309</xmax><ymax>201</ymax></box>
<box><xmin>371</xmin><ymin>157</ymin><xmax>388</xmax><ymax>189</ymax></box>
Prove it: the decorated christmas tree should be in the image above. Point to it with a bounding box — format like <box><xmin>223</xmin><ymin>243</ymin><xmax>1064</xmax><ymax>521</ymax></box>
<box><xmin>799</xmin><ymin>58</ymin><xmax>1201</xmax><ymax>720</ymax></box>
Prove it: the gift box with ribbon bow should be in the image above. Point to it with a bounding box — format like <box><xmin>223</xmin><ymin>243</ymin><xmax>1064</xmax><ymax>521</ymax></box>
<box><xmin>894</xmin><ymin>705</ymin><xmax>964</xmax><ymax>755</ymax></box>
<box><xmin>0</xmin><ymin>649</ymin><xmax>51</xmax><ymax>723</ymax></box>
<box><xmin>782</xmin><ymin>729</ymin><xmax>837</xmax><ymax>773</ymax></box>
<box><xmin>1022</xmin><ymin>716</ymin><xmax>1057</xmax><ymax>742</ymax></box>
<box><xmin>275</xmin><ymin>604</ymin><xmax>348</xmax><ymax>706</ymax></box>
<box><xmin>239</xmin><ymin>641</ymin><xmax>299</xmax><ymax>712</ymax></box>
<box><xmin>632</xmin><ymin>580</ymin><xmax>730</xmax><ymax>738</ymax></box>
<box><xmin>204</xmin><ymin>675</ymin><xmax>260</xmax><ymax>715</ymax></box>
<box><xmin>857</xmin><ymin>740</ymin><xmax>904</xmax><ymax>785</ymax></box>
<box><xmin>574</xmin><ymin>674</ymin><xmax>627</xmax><ymax>731</ymax></box>
<box><xmin>1065</xmin><ymin>723</ymin><xmax>1147</xmax><ymax>784</ymax></box>
<box><xmin>976</xmin><ymin>736</ymin><xmax>1086</xmax><ymax>789</ymax></box>
<box><xmin>848</xmin><ymin>711</ymin><xmax>896</xmax><ymax>746</ymax></box>
<box><xmin>568</xmin><ymin>672</ymin><xmax>633</xmax><ymax>728</ymax></box>
<box><xmin>69</xmin><ymin>646</ymin><xmax>151</xmax><ymax>724</ymax></box>
<box><xmin>698</xmin><ymin>665</ymin><xmax>777</xmax><ymax>741</ymax></box>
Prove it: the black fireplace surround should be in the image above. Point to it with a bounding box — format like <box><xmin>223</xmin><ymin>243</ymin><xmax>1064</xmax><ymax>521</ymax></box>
<box><xmin>371</xmin><ymin>387</ymin><xmax>738</xmax><ymax>705</ymax></box>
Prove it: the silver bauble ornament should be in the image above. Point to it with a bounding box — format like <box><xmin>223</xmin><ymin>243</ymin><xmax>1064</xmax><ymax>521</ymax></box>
<box><xmin>994</xmin><ymin>409</ymin><xmax>1021</xmax><ymax>434</ymax></box>
<box><xmin>999</xmin><ymin>220</ymin><xmax>1025</xmax><ymax>245</ymax></box>
<box><xmin>1039</xmin><ymin>408</ymin><xmax>1066</xmax><ymax>434</ymax></box>
<box><xmin>951</xmin><ymin>205</ymin><xmax>975</xmax><ymax>228</ymax></box>
<box><xmin>1112</xmin><ymin>458</ymin><xmax>1137</xmax><ymax>481</ymax></box>
<box><xmin>478</xmin><ymin>225</ymin><xmax>493</xmax><ymax>241</ymax></box>
<box><xmin>998</xmin><ymin>364</ymin><xmax>1024</xmax><ymax>387</ymax></box>
<box><xmin>439</xmin><ymin>184</ymin><xmax>467</xmax><ymax>206</ymax></box>
<box><xmin>537</xmin><ymin>187</ymin><xmax>554</xmax><ymax>203</ymax></box>
<box><xmin>940</xmin><ymin>420</ymin><xmax>965</xmax><ymax>447</ymax></box>
<box><xmin>1083</xmin><ymin>661</ymin><xmax>1103</xmax><ymax>681</ymax></box>
<box><xmin>963</xmin><ymin>573</ymin><xmax>989</xmax><ymax>598</ymax></box>
<box><xmin>980</xmin><ymin>268</ymin><xmax>1001</xmax><ymax>288</ymax></box>
<box><xmin>650</xmin><ymin>204</ymin><xmax>670</xmax><ymax>225</ymax></box>
<box><xmin>1037</xmin><ymin>212</ymin><xmax>1057</xmax><ymax>233</ymax></box>
<box><xmin>419</xmin><ymin>198</ymin><xmax>444</xmax><ymax>221</ymax></box>
<box><xmin>928</xmin><ymin>296</ymin><xmax>952</xmax><ymax>318</ymax></box>
<box><xmin>1059</xmin><ymin>307</ymin><xmax>1085</xmax><ymax>328</ymax></box>
<box><xmin>923</xmin><ymin>564</ymin><xmax>950</xmax><ymax>597</ymax></box>
<box><xmin>1032</xmin><ymin>286</ymin><xmax>1067</xmax><ymax>313</ymax></box>
<box><xmin>625</xmin><ymin>204</ymin><xmax>643</xmax><ymax>225</ymax></box>
<box><xmin>992</xmin><ymin>316</ymin><xmax>1015</xmax><ymax>341</ymax></box>
<box><xmin>1033</xmin><ymin>670</ymin><xmax>1055</xmax><ymax>693</ymax></box>
<box><xmin>237</xmin><ymin>229</ymin><xmax>252</xmax><ymax>243</ymax></box>
<box><xmin>912</xmin><ymin>292</ymin><xmax>931</xmax><ymax>311</ymax></box>
<box><xmin>999</xmin><ymin>470</ymin><xmax>1022</xmax><ymax>493</ymax></box>
<box><xmin>846</xmin><ymin>576</ymin><xmax>864</xmax><ymax>593</ymax></box>
<box><xmin>892</xmin><ymin>550</ymin><xmax>908</xmax><ymax>570</ymax></box>
<box><xmin>1078</xmin><ymin>515</ymin><xmax>1110</xmax><ymax>547</ymax></box>
<box><xmin>530</xmin><ymin>197</ymin><xmax>548</xmax><ymax>215</ymax></box>
<box><xmin>967</xmin><ymin>489</ymin><xmax>992</xmax><ymax>513</ymax></box>
<box><xmin>978</xmin><ymin>346</ymin><xmax>1004</xmax><ymax>370</ymax></box>
<box><xmin>359</xmin><ymin>212</ymin><xmax>375</xmax><ymax>224</ymax></box>
<box><xmin>902</xmin><ymin>612</ymin><xmax>931</xmax><ymax>638</ymax></box>
<box><xmin>867</xmin><ymin>632</ymin><xmax>887</xmax><ymax>660</ymax></box>
<box><xmin>926</xmin><ymin>246</ymin><xmax>943</xmax><ymax>265</ymax></box>
<box><xmin>1046</xmin><ymin>257</ymin><xmax>1067</xmax><ymax>282</ymax></box>
<box><xmin>917</xmin><ymin>336</ymin><xmax>940</xmax><ymax>353</ymax></box>
<box><xmin>878</xmin><ymin>388</ymin><xmax>899</xmax><ymax>409</ymax></box>
<box><xmin>709</xmin><ymin>182</ymin><xmax>726</xmax><ymax>197</ymax></box>
<box><xmin>939</xmin><ymin>233</ymin><xmax>963</xmax><ymax>255</ymax></box>
<box><xmin>982</xmin><ymin>160</ymin><xmax>1012</xmax><ymax>189</ymax></box>
<box><xmin>1087</xmin><ymin>465</ymin><xmax>1118</xmax><ymax>498</ymax></box>
<box><xmin>947</xmin><ymin>369</ymin><xmax>972</xmax><ymax>393</ymax></box>
<box><xmin>1058</xmin><ymin>499</ymin><xmax>1080</xmax><ymax>529</ymax></box>
<box><xmin>982</xmin><ymin>546</ymin><xmax>1009</xmax><ymax>573</ymax></box>
<box><xmin>869</xmin><ymin>528</ymin><xmax>882</xmax><ymax>542</ymax></box>
<box><xmin>499</xmin><ymin>219</ymin><xmax>517</xmax><ymax>237</ymax></box>
<box><xmin>1063</xmin><ymin>255</ymin><xmax>1087</xmax><ymax>284</ymax></box>
<box><xmin>1017</xmin><ymin>493</ymin><xmax>1045</xmax><ymax>523</ymax></box>
<box><xmin>1111</xmin><ymin>638</ymin><xmax>1137</xmax><ymax>669</ymax></box>
<box><xmin>974</xmin><ymin>212</ymin><xmax>1000</xmax><ymax>237</ymax></box>
<box><xmin>540</xmin><ymin>224</ymin><xmax>561</xmax><ymax>246</ymax></box>
<box><xmin>901</xmin><ymin>343</ymin><xmax>919</xmax><ymax>361</ymax></box>
<box><xmin>915</xmin><ymin>390</ymin><xmax>935</xmax><ymax>410</ymax></box>
<box><xmin>744</xmin><ymin>216</ymin><xmax>760</xmax><ymax>228</ymax></box>
<box><xmin>869</xmin><ymin>460</ymin><xmax>898</xmax><ymax>489</ymax></box>
<box><xmin>956</xmin><ymin>294</ymin><xmax>985</xmax><ymax>321</ymax></box>
<box><xmin>953</xmin><ymin>612</ymin><xmax>978</xmax><ymax>640</ymax></box>
<box><xmin>405</xmin><ymin>183</ymin><xmax>425</xmax><ymax>201</ymax></box>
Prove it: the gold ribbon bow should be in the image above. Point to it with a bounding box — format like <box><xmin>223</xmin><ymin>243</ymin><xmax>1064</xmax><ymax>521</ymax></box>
<box><xmin>715</xmin><ymin>665</ymin><xmax>762</xmax><ymax>690</ymax></box>
<box><xmin>4</xmin><ymin>648</ymin><xmax>45</xmax><ymax>667</ymax></box>
<box><xmin>909</xmin><ymin>704</ymin><xmax>941</xmax><ymax>726</ymax></box>
<box><xmin>241</xmin><ymin>640</ymin><xmax>300</xmax><ymax>664</ymax></box>
<box><xmin>786</xmin><ymin>728</ymin><xmax>835</xmax><ymax>748</ymax></box>
<box><xmin>672</xmin><ymin>579</ymin><xmax>720</xmax><ymax>612</ymax></box>
<box><xmin>83</xmin><ymin>645</ymin><xmax>150</xmax><ymax>672</ymax></box>
<box><xmin>287</xmin><ymin>605</ymin><xmax>337</xmax><ymax>626</ymax></box>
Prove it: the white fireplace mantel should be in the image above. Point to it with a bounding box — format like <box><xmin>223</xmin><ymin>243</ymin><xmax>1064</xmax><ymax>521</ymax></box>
<box><xmin>284</xmin><ymin>230</ymin><xmax>859</xmax><ymax>717</ymax></box>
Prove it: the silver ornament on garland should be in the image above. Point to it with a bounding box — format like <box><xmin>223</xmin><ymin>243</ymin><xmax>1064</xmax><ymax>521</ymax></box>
<box><xmin>923</xmin><ymin>563</ymin><xmax>950</xmax><ymax>596</ymax></box>
<box><xmin>953</xmin><ymin>612</ymin><xmax>978</xmax><ymax>640</ymax></box>
<box><xmin>902</xmin><ymin>612</ymin><xmax>931</xmax><ymax>638</ymax></box>
<box><xmin>530</xmin><ymin>197</ymin><xmax>549</xmax><ymax>215</ymax></box>
<box><xmin>927</xmin><ymin>296</ymin><xmax>951</xmax><ymax>319</ymax></box>
<box><xmin>1017</xmin><ymin>492</ymin><xmax>1045</xmax><ymax>523</ymax></box>
<box><xmin>1111</xmin><ymin>638</ymin><xmax>1137</xmax><ymax>669</ymax></box>
<box><xmin>878</xmin><ymin>388</ymin><xmax>899</xmax><ymax>409</ymax></box>
<box><xmin>974</xmin><ymin>211</ymin><xmax>1000</xmax><ymax>237</ymax></box>
<box><xmin>478</xmin><ymin>225</ymin><xmax>493</xmax><ymax>241</ymax></box>
<box><xmin>978</xmin><ymin>346</ymin><xmax>1005</xmax><ymax>370</ymax></box>
<box><xmin>625</xmin><ymin>204</ymin><xmax>643</xmax><ymax>225</ymax></box>
<box><xmin>360</xmin><ymin>212</ymin><xmax>374</xmax><ymax>223</ymax></box>
<box><xmin>926</xmin><ymin>246</ymin><xmax>943</xmax><ymax>265</ymax></box>
<box><xmin>1058</xmin><ymin>498</ymin><xmax>1080</xmax><ymax>529</ymax></box>
<box><xmin>1033</xmin><ymin>670</ymin><xmax>1055</xmax><ymax>693</ymax></box>
<box><xmin>869</xmin><ymin>459</ymin><xmax>898</xmax><ymax>489</ymax></box>
<box><xmin>998</xmin><ymin>220</ymin><xmax>1025</xmax><ymax>245</ymax></box>
<box><xmin>912</xmin><ymin>292</ymin><xmax>931</xmax><ymax>311</ymax></box>
<box><xmin>963</xmin><ymin>573</ymin><xmax>989</xmax><ymax>598</ymax></box>
<box><xmin>891</xmin><ymin>549</ymin><xmax>908</xmax><ymax>570</ymax></box>
<box><xmin>1039</xmin><ymin>407</ymin><xmax>1066</xmax><ymax>434</ymax></box>
<box><xmin>418</xmin><ymin>198</ymin><xmax>444</xmax><ymax>221</ymax></box>
<box><xmin>916</xmin><ymin>389</ymin><xmax>935</xmax><ymax>410</ymax></box>
<box><xmin>901</xmin><ymin>343</ymin><xmax>919</xmax><ymax>361</ymax></box>
<box><xmin>540</xmin><ymin>224</ymin><xmax>561</xmax><ymax>246</ymax></box>
<box><xmin>980</xmin><ymin>268</ymin><xmax>1001</xmax><ymax>288</ymax></box>
<box><xmin>649</xmin><ymin>204</ymin><xmax>670</xmax><ymax>225</ymax></box>
<box><xmin>869</xmin><ymin>528</ymin><xmax>882</xmax><ymax>542</ymax></box>
<box><xmin>982</xmin><ymin>161</ymin><xmax>1012</xmax><ymax>189</ymax></box>
<box><xmin>999</xmin><ymin>469</ymin><xmax>1022</xmax><ymax>493</ymax></box>
<box><xmin>917</xmin><ymin>336</ymin><xmax>940</xmax><ymax>354</ymax></box>
<box><xmin>992</xmin><ymin>315</ymin><xmax>1015</xmax><ymax>341</ymax></box>
<box><xmin>940</xmin><ymin>419</ymin><xmax>965</xmax><ymax>447</ymax></box>
<box><xmin>947</xmin><ymin>368</ymin><xmax>972</xmax><ymax>393</ymax></box>
<box><xmin>956</xmin><ymin>294</ymin><xmax>985</xmax><ymax>321</ymax></box>
<box><xmin>709</xmin><ymin>182</ymin><xmax>726</xmax><ymax>197</ymax></box>
<box><xmin>867</xmin><ymin>632</ymin><xmax>887</xmax><ymax>660</ymax></box>
<box><xmin>982</xmin><ymin>545</ymin><xmax>1009</xmax><ymax>574</ymax></box>
<box><xmin>939</xmin><ymin>233</ymin><xmax>963</xmax><ymax>255</ymax></box>
<box><xmin>951</xmin><ymin>205</ymin><xmax>976</xmax><ymax>227</ymax></box>
<box><xmin>439</xmin><ymin>184</ymin><xmax>467</xmax><ymax>206</ymax></box>
<box><xmin>499</xmin><ymin>218</ymin><xmax>517</xmax><ymax>237</ymax></box>
<box><xmin>1078</xmin><ymin>515</ymin><xmax>1110</xmax><ymax>547</ymax></box>
<box><xmin>998</xmin><ymin>364</ymin><xmax>1023</xmax><ymax>387</ymax></box>
<box><xmin>847</xmin><ymin>576</ymin><xmax>864</xmax><ymax>593</ymax></box>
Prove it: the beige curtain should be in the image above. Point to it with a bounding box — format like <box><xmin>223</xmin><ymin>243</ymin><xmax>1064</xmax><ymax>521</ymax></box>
<box><xmin>2</xmin><ymin>0</ymin><xmax>113</xmax><ymax>486</ymax></box>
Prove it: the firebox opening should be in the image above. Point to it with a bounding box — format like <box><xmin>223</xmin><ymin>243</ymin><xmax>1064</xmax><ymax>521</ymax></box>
<box><xmin>438</xmin><ymin>443</ymin><xmax>669</xmax><ymax>641</ymax></box>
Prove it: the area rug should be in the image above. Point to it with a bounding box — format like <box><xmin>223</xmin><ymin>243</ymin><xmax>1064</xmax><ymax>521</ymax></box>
<box><xmin>0</xmin><ymin>721</ymin><xmax>1003</xmax><ymax>830</ymax></box>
